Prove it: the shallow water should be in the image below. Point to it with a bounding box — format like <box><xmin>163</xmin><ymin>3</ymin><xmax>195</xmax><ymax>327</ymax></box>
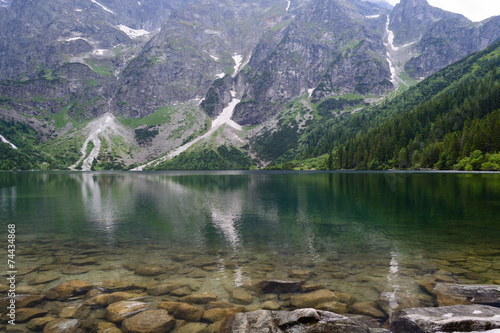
<box><xmin>1</xmin><ymin>171</ymin><xmax>499</xmax><ymax>313</ymax></box>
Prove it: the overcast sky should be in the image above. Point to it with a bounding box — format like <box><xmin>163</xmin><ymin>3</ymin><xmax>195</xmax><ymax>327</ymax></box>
<box><xmin>385</xmin><ymin>0</ymin><xmax>500</xmax><ymax>22</ymax></box>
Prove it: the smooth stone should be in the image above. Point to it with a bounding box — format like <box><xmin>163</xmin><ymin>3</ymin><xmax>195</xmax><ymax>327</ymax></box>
<box><xmin>59</xmin><ymin>304</ymin><xmax>91</xmax><ymax>319</ymax></box>
<box><xmin>0</xmin><ymin>284</ymin><xmax>9</xmax><ymax>292</ymax></box>
<box><xmin>14</xmin><ymin>308</ymin><xmax>48</xmax><ymax>322</ymax></box>
<box><xmin>135</xmin><ymin>265</ymin><xmax>166</xmax><ymax>276</ymax></box>
<box><xmin>172</xmin><ymin>322</ymin><xmax>207</xmax><ymax>333</ymax></box>
<box><xmin>289</xmin><ymin>289</ymin><xmax>338</xmax><ymax>308</ymax></box>
<box><xmin>96</xmin><ymin>321</ymin><xmax>119</xmax><ymax>333</ymax></box>
<box><xmin>43</xmin><ymin>318</ymin><xmax>81</xmax><ymax>333</ymax></box>
<box><xmin>26</xmin><ymin>315</ymin><xmax>56</xmax><ymax>331</ymax></box>
<box><xmin>261</xmin><ymin>301</ymin><xmax>281</xmax><ymax>310</ymax></box>
<box><xmin>90</xmin><ymin>292</ymin><xmax>146</xmax><ymax>306</ymax></box>
<box><xmin>315</xmin><ymin>301</ymin><xmax>348</xmax><ymax>314</ymax></box>
<box><xmin>391</xmin><ymin>304</ymin><xmax>500</xmax><ymax>333</ymax></box>
<box><xmin>158</xmin><ymin>301</ymin><xmax>182</xmax><ymax>313</ymax></box>
<box><xmin>122</xmin><ymin>309</ymin><xmax>176</xmax><ymax>333</ymax></box>
<box><xmin>205</xmin><ymin>301</ymin><xmax>234</xmax><ymax>309</ymax></box>
<box><xmin>95</xmin><ymin>280</ymin><xmax>135</xmax><ymax>291</ymax></box>
<box><xmin>349</xmin><ymin>302</ymin><xmax>387</xmax><ymax>320</ymax></box>
<box><xmin>147</xmin><ymin>282</ymin><xmax>184</xmax><ymax>296</ymax></box>
<box><xmin>432</xmin><ymin>283</ymin><xmax>500</xmax><ymax>306</ymax></box>
<box><xmin>171</xmin><ymin>286</ymin><xmax>193</xmax><ymax>297</ymax></box>
<box><xmin>16</xmin><ymin>295</ymin><xmax>44</xmax><ymax>308</ymax></box>
<box><xmin>205</xmin><ymin>321</ymin><xmax>223</xmax><ymax>333</ymax></box>
<box><xmin>28</xmin><ymin>274</ymin><xmax>60</xmax><ymax>285</ymax></box>
<box><xmin>44</xmin><ymin>280</ymin><xmax>93</xmax><ymax>301</ymax></box>
<box><xmin>106</xmin><ymin>301</ymin><xmax>149</xmax><ymax>323</ymax></box>
<box><xmin>62</xmin><ymin>266</ymin><xmax>90</xmax><ymax>275</ymax></box>
<box><xmin>173</xmin><ymin>303</ymin><xmax>204</xmax><ymax>322</ymax></box>
<box><xmin>289</xmin><ymin>270</ymin><xmax>312</xmax><ymax>279</ymax></box>
<box><xmin>71</xmin><ymin>257</ymin><xmax>97</xmax><ymax>265</ymax></box>
<box><xmin>232</xmin><ymin>288</ymin><xmax>253</xmax><ymax>305</ymax></box>
<box><xmin>180</xmin><ymin>292</ymin><xmax>217</xmax><ymax>304</ymax></box>
<box><xmin>256</xmin><ymin>279</ymin><xmax>304</xmax><ymax>294</ymax></box>
<box><xmin>332</xmin><ymin>272</ymin><xmax>349</xmax><ymax>279</ymax></box>
<box><xmin>16</xmin><ymin>286</ymin><xmax>41</xmax><ymax>294</ymax></box>
<box><xmin>202</xmin><ymin>307</ymin><xmax>245</xmax><ymax>323</ymax></box>
<box><xmin>300</xmin><ymin>284</ymin><xmax>325</xmax><ymax>292</ymax></box>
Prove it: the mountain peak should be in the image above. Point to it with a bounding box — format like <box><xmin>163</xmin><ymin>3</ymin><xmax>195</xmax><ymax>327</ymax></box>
<box><xmin>389</xmin><ymin>0</ymin><xmax>467</xmax><ymax>45</ymax></box>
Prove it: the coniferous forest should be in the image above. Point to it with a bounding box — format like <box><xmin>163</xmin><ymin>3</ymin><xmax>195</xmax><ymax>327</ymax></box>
<box><xmin>274</xmin><ymin>40</ymin><xmax>500</xmax><ymax>171</ymax></box>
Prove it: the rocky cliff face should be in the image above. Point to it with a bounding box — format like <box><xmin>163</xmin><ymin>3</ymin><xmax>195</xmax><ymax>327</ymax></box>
<box><xmin>389</xmin><ymin>0</ymin><xmax>500</xmax><ymax>79</ymax></box>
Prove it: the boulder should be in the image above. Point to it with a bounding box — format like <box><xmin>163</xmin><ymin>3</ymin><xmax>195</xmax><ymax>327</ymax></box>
<box><xmin>121</xmin><ymin>309</ymin><xmax>176</xmax><ymax>333</ymax></box>
<box><xmin>256</xmin><ymin>279</ymin><xmax>304</xmax><ymax>294</ymax></box>
<box><xmin>44</xmin><ymin>280</ymin><xmax>93</xmax><ymax>301</ymax></box>
<box><xmin>106</xmin><ymin>300</ymin><xmax>149</xmax><ymax>323</ymax></box>
<box><xmin>222</xmin><ymin>308</ymin><xmax>387</xmax><ymax>332</ymax></box>
<box><xmin>432</xmin><ymin>283</ymin><xmax>500</xmax><ymax>306</ymax></box>
<box><xmin>391</xmin><ymin>304</ymin><xmax>500</xmax><ymax>333</ymax></box>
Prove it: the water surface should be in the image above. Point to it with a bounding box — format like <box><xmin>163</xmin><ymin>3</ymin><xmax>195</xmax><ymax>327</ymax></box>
<box><xmin>1</xmin><ymin>171</ymin><xmax>499</xmax><ymax>311</ymax></box>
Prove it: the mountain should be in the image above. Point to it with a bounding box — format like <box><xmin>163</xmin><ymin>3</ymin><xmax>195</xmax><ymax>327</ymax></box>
<box><xmin>0</xmin><ymin>0</ymin><xmax>499</xmax><ymax>170</ymax></box>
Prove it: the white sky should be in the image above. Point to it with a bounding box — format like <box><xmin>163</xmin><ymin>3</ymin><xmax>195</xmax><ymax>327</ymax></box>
<box><xmin>385</xmin><ymin>0</ymin><xmax>500</xmax><ymax>22</ymax></box>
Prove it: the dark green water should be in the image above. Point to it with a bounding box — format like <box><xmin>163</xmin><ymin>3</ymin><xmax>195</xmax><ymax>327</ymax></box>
<box><xmin>1</xmin><ymin>171</ymin><xmax>499</xmax><ymax>307</ymax></box>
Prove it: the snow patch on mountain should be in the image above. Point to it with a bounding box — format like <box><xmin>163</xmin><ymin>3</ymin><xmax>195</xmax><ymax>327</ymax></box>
<box><xmin>70</xmin><ymin>113</ymin><xmax>130</xmax><ymax>171</ymax></box>
<box><xmin>90</xmin><ymin>0</ymin><xmax>115</xmax><ymax>15</ymax></box>
<box><xmin>232</xmin><ymin>54</ymin><xmax>243</xmax><ymax>76</ymax></box>
<box><xmin>117</xmin><ymin>24</ymin><xmax>150</xmax><ymax>38</ymax></box>
<box><xmin>0</xmin><ymin>134</ymin><xmax>17</xmax><ymax>149</ymax></box>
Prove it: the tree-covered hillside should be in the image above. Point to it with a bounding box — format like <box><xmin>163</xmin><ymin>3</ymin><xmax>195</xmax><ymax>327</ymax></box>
<box><xmin>270</xmin><ymin>40</ymin><xmax>500</xmax><ymax>171</ymax></box>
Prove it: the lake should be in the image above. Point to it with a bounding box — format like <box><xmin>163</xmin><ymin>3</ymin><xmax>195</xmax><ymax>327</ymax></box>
<box><xmin>1</xmin><ymin>171</ymin><xmax>499</xmax><ymax>318</ymax></box>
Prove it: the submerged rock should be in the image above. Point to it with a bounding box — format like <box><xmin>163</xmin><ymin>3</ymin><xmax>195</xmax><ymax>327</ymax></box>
<box><xmin>257</xmin><ymin>279</ymin><xmax>305</xmax><ymax>294</ymax></box>
<box><xmin>106</xmin><ymin>300</ymin><xmax>149</xmax><ymax>323</ymax></box>
<box><xmin>28</xmin><ymin>273</ymin><xmax>60</xmax><ymax>285</ymax></box>
<box><xmin>14</xmin><ymin>308</ymin><xmax>48</xmax><ymax>322</ymax></box>
<box><xmin>391</xmin><ymin>304</ymin><xmax>500</xmax><ymax>333</ymax></box>
<box><xmin>43</xmin><ymin>318</ymin><xmax>82</xmax><ymax>333</ymax></box>
<box><xmin>232</xmin><ymin>288</ymin><xmax>253</xmax><ymax>305</ymax></box>
<box><xmin>289</xmin><ymin>289</ymin><xmax>339</xmax><ymax>308</ymax></box>
<box><xmin>349</xmin><ymin>302</ymin><xmax>387</xmax><ymax>320</ymax></box>
<box><xmin>44</xmin><ymin>280</ymin><xmax>93</xmax><ymax>301</ymax></box>
<box><xmin>134</xmin><ymin>265</ymin><xmax>166</xmax><ymax>276</ymax></box>
<box><xmin>121</xmin><ymin>309</ymin><xmax>176</xmax><ymax>333</ymax></box>
<box><xmin>26</xmin><ymin>315</ymin><xmax>56</xmax><ymax>331</ymax></box>
<box><xmin>431</xmin><ymin>283</ymin><xmax>500</xmax><ymax>306</ymax></box>
<box><xmin>180</xmin><ymin>292</ymin><xmax>217</xmax><ymax>304</ymax></box>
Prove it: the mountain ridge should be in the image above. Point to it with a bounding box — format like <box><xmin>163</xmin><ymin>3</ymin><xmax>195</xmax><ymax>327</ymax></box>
<box><xmin>0</xmin><ymin>0</ymin><xmax>499</xmax><ymax>170</ymax></box>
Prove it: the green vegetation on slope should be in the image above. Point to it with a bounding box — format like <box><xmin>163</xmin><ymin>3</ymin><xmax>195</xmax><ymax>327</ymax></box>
<box><xmin>152</xmin><ymin>145</ymin><xmax>254</xmax><ymax>170</ymax></box>
<box><xmin>268</xmin><ymin>40</ymin><xmax>500</xmax><ymax>171</ymax></box>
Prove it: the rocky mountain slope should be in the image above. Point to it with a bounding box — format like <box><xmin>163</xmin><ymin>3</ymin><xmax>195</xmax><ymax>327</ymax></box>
<box><xmin>0</xmin><ymin>0</ymin><xmax>499</xmax><ymax>170</ymax></box>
